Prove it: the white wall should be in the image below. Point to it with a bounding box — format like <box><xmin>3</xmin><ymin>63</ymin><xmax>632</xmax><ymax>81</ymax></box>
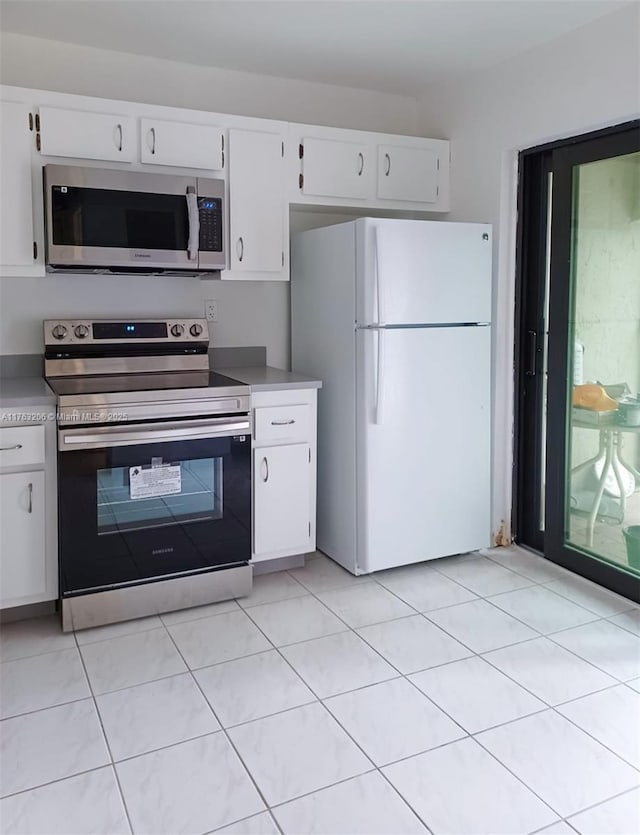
<box><xmin>417</xmin><ymin>4</ymin><xmax>640</xmax><ymax>542</ymax></box>
<box><xmin>0</xmin><ymin>33</ymin><xmax>418</xmax><ymax>367</ymax></box>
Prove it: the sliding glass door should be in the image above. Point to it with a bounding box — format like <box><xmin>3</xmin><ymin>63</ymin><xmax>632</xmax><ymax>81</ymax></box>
<box><xmin>515</xmin><ymin>122</ymin><xmax>640</xmax><ymax>602</ymax></box>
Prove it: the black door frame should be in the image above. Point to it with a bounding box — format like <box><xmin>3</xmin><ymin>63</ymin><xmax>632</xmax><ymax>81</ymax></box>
<box><xmin>514</xmin><ymin>120</ymin><xmax>640</xmax><ymax>602</ymax></box>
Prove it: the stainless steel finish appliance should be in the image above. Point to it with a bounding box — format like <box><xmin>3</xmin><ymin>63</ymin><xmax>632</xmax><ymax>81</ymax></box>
<box><xmin>44</xmin><ymin>166</ymin><xmax>226</xmax><ymax>274</ymax></box>
<box><xmin>44</xmin><ymin>318</ymin><xmax>252</xmax><ymax>631</ymax></box>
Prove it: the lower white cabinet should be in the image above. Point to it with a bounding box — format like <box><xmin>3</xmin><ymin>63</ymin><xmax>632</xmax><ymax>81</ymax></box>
<box><xmin>0</xmin><ymin>419</ymin><xmax>57</xmax><ymax>609</ymax></box>
<box><xmin>0</xmin><ymin>471</ymin><xmax>46</xmax><ymax>603</ymax></box>
<box><xmin>252</xmin><ymin>388</ymin><xmax>317</xmax><ymax>562</ymax></box>
<box><xmin>253</xmin><ymin>445</ymin><xmax>311</xmax><ymax>556</ymax></box>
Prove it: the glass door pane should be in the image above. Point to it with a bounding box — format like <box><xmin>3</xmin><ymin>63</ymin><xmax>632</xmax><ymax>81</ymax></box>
<box><xmin>565</xmin><ymin>151</ymin><xmax>640</xmax><ymax>576</ymax></box>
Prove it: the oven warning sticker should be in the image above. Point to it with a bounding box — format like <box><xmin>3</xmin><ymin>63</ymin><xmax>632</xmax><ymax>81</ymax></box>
<box><xmin>129</xmin><ymin>464</ymin><xmax>182</xmax><ymax>500</ymax></box>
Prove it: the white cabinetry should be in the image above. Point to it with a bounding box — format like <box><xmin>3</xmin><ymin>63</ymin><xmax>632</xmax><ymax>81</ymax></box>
<box><xmin>376</xmin><ymin>143</ymin><xmax>439</xmax><ymax>204</ymax></box>
<box><xmin>300</xmin><ymin>136</ymin><xmax>371</xmax><ymax>200</ymax></box>
<box><xmin>290</xmin><ymin>123</ymin><xmax>450</xmax><ymax>212</ymax></box>
<box><xmin>0</xmin><ymin>420</ymin><xmax>56</xmax><ymax>609</ymax></box>
<box><xmin>38</xmin><ymin>105</ymin><xmax>135</xmax><ymax>162</ymax></box>
<box><xmin>140</xmin><ymin>118</ymin><xmax>224</xmax><ymax>170</ymax></box>
<box><xmin>225</xmin><ymin>128</ymin><xmax>287</xmax><ymax>279</ymax></box>
<box><xmin>1</xmin><ymin>471</ymin><xmax>46</xmax><ymax>601</ymax></box>
<box><xmin>252</xmin><ymin>389</ymin><xmax>317</xmax><ymax>561</ymax></box>
<box><xmin>254</xmin><ymin>445</ymin><xmax>311</xmax><ymax>556</ymax></box>
<box><xmin>0</xmin><ymin>99</ymin><xmax>44</xmax><ymax>276</ymax></box>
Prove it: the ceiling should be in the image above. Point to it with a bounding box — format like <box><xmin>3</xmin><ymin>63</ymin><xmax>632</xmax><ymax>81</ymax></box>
<box><xmin>0</xmin><ymin>0</ymin><xmax>630</xmax><ymax>95</ymax></box>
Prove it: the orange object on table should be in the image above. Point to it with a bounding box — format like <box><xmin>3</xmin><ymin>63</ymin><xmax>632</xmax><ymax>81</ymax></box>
<box><xmin>572</xmin><ymin>383</ymin><xmax>618</xmax><ymax>411</ymax></box>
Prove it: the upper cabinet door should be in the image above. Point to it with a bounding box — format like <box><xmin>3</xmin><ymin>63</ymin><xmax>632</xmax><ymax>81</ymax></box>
<box><xmin>377</xmin><ymin>144</ymin><xmax>439</xmax><ymax>203</ymax></box>
<box><xmin>38</xmin><ymin>106</ymin><xmax>135</xmax><ymax>162</ymax></box>
<box><xmin>140</xmin><ymin>118</ymin><xmax>224</xmax><ymax>170</ymax></box>
<box><xmin>228</xmin><ymin>129</ymin><xmax>285</xmax><ymax>274</ymax></box>
<box><xmin>0</xmin><ymin>101</ymin><xmax>40</xmax><ymax>273</ymax></box>
<box><xmin>301</xmin><ymin>137</ymin><xmax>370</xmax><ymax>199</ymax></box>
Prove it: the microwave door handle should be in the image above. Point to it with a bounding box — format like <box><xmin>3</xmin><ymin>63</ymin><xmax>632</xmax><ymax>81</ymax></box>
<box><xmin>186</xmin><ymin>187</ymin><xmax>199</xmax><ymax>261</ymax></box>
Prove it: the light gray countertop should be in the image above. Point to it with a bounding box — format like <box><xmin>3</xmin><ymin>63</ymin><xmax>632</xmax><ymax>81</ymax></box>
<box><xmin>216</xmin><ymin>366</ymin><xmax>322</xmax><ymax>392</ymax></box>
<box><xmin>0</xmin><ymin>377</ymin><xmax>56</xmax><ymax>409</ymax></box>
<box><xmin>0</xmin><ymin>365</ymin><xmax>320</xmax><ymax>410</ymax></box>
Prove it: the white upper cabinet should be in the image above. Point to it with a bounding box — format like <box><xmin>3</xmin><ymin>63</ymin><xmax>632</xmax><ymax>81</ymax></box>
<box><xmin>140</xmin><ymin>118</ymin><xmax>224</xmax><ymax>170</ymax></box>
<box><xmin>0</xmin><ymin>100</ymin><xmax>42</xmax><ymax>275</ymax></box>
<box><xmin>376</xmin><ymin>143</ymin><xmax>439</xmax><ymax>204</ymax></box>
<box><xmin>226</xmin><ymin>128</ymin><xmax>287</xmax><ymax>277</ymax></box>
<box><xmin>290</xmin><ymin>123</ymin><xmax>450</xmax><ymax>212</ymax></box>
<box><xmin>300</xmin><ymin>137</ymin><xmax>371</xmax><ymax>200</ymax></box>
<box><xmin>38</xmin><ymin>106</ymin><xmax>135</xmax><ymax>162</ymax></box>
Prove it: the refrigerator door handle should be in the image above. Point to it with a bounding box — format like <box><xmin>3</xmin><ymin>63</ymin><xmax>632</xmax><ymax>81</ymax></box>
<box><xmin>375</xmin><ymin>327</ymin><xmax>386</xmax><ymax>425</ymax></box>
<box><xmin>373</xmin><ymin>227</ymin><xmax>385</xmax><ymax>325</ymax></box>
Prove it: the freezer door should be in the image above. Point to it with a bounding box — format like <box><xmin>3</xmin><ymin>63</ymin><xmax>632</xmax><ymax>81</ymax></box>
<box><xmin>356</xmin><ymin>218</ymin><xmax>492</xmax><ymax>326</ymax></box>
<box><xmin>356</xmin><ymin>325</ymin><xmax>491</xmax><ymax>573</ymax></box>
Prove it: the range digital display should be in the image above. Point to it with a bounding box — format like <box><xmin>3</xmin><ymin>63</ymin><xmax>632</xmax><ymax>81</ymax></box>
<box><xmin>92</xmin><ymin>322</ymin><xmax>168</xmax><ymax>339</ymax></box>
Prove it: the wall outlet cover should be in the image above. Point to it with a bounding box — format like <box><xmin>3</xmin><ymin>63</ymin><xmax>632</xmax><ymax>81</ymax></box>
<box><xmin>205</xmin><ymin>300</ymin><xmax>218</xmax><ymax>322</ymax></box>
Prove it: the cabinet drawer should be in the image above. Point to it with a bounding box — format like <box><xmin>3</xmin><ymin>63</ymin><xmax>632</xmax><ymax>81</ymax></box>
<box><xmin>254</xmin><ymin>405</ymin><xmax>309</xmax><ymax>444</ymax></box>
<box><xmin>0</xmin><ymin>424</ymin><xmax>45</xmax><ymax>469</ymax></box>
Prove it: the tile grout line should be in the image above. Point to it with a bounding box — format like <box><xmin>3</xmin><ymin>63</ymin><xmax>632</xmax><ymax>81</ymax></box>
<box><xmin>286</xmin><ymin>559</ymin><xmax>640</xmax><ymax>818</ymax></box>
<box><xmin>72</xmin><ymin>629</ymin><xmax>136</xmax><ymax>835</ymax></box>
<box><xmin>3</xmin><ymin>554</ymin><xmax>638</xmax><ymax>826</ymax></box>
<box><xmin>161</xmin><ymin>617</ymin><xmax>286</xmax><ymax>835</ymax></box>
<box><xmin>228</xmin><ymin>594</ymin><xmax>440</xmax><ymax>834</ymax></box>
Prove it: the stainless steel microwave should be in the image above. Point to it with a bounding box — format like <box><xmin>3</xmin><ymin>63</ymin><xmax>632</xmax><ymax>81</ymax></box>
<box><xmin>44</xmin><ymin>165</ymin><xmax>226</xmax><ymax>275</ymax></box>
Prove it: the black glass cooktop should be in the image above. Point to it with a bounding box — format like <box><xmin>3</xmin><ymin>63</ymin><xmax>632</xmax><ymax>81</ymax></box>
<box><xmin>46</xmin><ymin>371</ymin><xmax>244</xmax><ymax>397</ymax></box>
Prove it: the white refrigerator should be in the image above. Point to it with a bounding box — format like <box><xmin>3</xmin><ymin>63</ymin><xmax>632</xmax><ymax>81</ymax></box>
<box><xmin>291</xmin><ymin>218</ymin><xmax>492</xmax><ymax>575</ymax></box>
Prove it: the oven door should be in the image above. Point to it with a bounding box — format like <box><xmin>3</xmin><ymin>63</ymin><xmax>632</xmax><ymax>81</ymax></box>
<box><xmin>57</xmin><ymin>417</ymin><xmax>251</xmax><ymax>596</ymax></box>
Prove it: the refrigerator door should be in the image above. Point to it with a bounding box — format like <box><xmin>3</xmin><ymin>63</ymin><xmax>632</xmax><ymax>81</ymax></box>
<box><xmin>356</xmin><ymin>324</ymin><xmax>491</xmax><ymax>573</ymax></box>
<box><xmin>356</xmin><ymin>218</ymin><xmax>492</xmax><ymax>326</ymax></box>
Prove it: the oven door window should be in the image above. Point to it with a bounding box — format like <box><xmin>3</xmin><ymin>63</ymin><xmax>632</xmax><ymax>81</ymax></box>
<box><xmin>58</xmin><ymin>434</ymin><xmax>250</xmax><ymax>595</ymax></box>
<box><xmin>97</xmin><ymin>457</ymin><xmax>223</xmax><ymax>535</ymax></box>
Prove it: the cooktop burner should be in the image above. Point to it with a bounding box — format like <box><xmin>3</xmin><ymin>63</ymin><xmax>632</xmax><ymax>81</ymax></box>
<box><xmin>47</xmin><ymin>370</ymin><xmax>243</xmax><ymax>397</ymax></box>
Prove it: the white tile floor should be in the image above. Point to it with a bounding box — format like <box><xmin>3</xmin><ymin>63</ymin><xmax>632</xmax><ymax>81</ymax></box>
<box><xmin>1</xmin><ymin>547</ymin><xmax>639</xmax><ymax>835</ymax></box>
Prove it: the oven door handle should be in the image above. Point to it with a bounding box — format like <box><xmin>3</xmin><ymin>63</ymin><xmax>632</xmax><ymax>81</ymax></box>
<box><xmin>59</xmin><ymin>417</ymin><xmax>251</xmax><ymax>451</ymax></box>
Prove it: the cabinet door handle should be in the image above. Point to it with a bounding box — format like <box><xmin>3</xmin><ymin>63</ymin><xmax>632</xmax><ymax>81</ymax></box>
<box><xmin>384</xmin><ymin>152</ymin><xmax>391</xmax><ymax>176</ymax></box>
<box><xmin>237</xmin><ymin>237</ymin><xmax>244</xmax><ymax>263</ymax></box>
<box><xmin>271</xmin><ymin>419</ymin><xmax>295</xmax><ymax>426</ymax></box>
<box><xmin>357</xmin><ymin>152</ymin><xmax>364</xmax><ymax>176</ymax></box>
<box><xmin>149</xmin><ymin>127</ymin><xmax>156</xmax><ymax>155</ymax></box>
<box><xmin>262</xmin><ymin>456</ymin><xmax>269</xmax><ymax>482</ymax></box>
<box><xmin>28</xmin><ymin>482</ymin><xmax>33</xmax><ymax>513</ymax></box>
<box><xmin>0</xmin><ymin>443</ymin><xmax>23</xmax><ymax>452</ymax></box>
<box><xmin>115</xmin><ymin>123</ymin><xmax>123</xmax><ymax>152</ymax></box>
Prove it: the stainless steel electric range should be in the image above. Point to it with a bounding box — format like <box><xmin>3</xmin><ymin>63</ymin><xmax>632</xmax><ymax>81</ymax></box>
<box><xmin>44</xmin><ymin>318</ymin><xmax>252</xmax><ymax>631</ymax></box>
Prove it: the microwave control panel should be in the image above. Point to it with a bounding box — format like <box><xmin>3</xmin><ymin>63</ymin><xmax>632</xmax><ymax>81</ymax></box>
<box><xmin>198</xmin><ymin>197</ymin><xmax>223</xmax><ymax>253</ymax></box>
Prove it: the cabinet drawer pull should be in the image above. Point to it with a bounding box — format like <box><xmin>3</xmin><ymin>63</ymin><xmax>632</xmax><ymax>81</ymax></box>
<box><xmin>357</xmin><ymin>152</ymin><xmax>364</xmax><ymax>176</ymax></box>
<box><xmin>28</xmin><ymin>482</ymin><xmax>33</xmax><ymax>514</ymax></box>
<box><xmin>384</xmin><ymin>152</ymin><xmax>391</xmax><ymax>176</ymax></box>
<box><xmin>149</xmin><ymin>127</ymin><xmax>156</xmax><ymax>155</ymax></box>
<box><xmin>262</xmin><ymin>456</ymin><xmax>269</xmax><ymax>482</ymax></box>
<box><xmin>115</xmin><ymin>123</ymin><xmax>123</xmax><ymax>152</ymax></box>
<box><xmin>237</xmin><ymin>236</ymin><xmax>244</xmax><ymax>262</ymax></box>
<box><xmin>271</xmin><ymin>419</ymin><xmax>295</xmax><ymax>426</ymax></box>
<box><xmin>0</xmin><ymin>443</ymin><xmax>23</xmax><ymax>452</ymax></box>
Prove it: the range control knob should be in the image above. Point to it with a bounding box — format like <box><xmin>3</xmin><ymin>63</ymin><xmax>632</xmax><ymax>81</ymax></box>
<box><xmin>74</xmin><ymin>324</ymin><xmax>90</xmax><ymax>339</ymax></box>
<box><xmin>51</xmin><ymin>324</ymin><xmax>67</xmax><ymax>340</ymax></box>
<box><xmin>190</xmin><ymin>323</ymin><xmax>203</xmax><ymax>338</ymax></box>
<box><xmin>170</xmin><ymin>323</ymin><xmax>185</xmax><ymax>338</ymax></box>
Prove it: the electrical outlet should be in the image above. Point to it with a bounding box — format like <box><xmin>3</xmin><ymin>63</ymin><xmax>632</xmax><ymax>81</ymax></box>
<box><xmin>205</xmin><ymin>300</ymin><xmax>218</xmax><ymax>322</ymax></box>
